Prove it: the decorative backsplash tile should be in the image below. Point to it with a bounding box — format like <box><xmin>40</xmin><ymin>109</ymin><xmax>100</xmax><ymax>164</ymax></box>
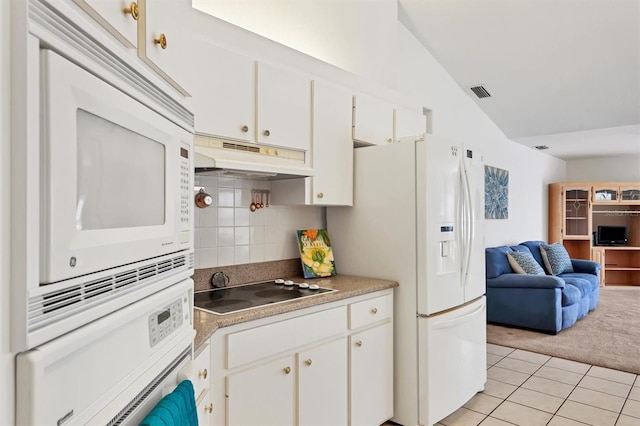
<box><xmin>194</xmin><ymin>175</ymin><xmax>325</xmax><ymax>269</ymax></box>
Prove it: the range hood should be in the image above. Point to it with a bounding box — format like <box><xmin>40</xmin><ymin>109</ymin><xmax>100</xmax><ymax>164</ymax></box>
<box><xmin>194</xmin><ymin>134</ymin><xmax>314</xmax><ymax>180</ymax></box>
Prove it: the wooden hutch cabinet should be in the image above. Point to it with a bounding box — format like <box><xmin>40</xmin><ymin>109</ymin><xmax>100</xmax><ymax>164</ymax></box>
<box><xmin>549</xmin><ymin>181</ymin><xmax>640</xmax><ymax>286</ymax></box>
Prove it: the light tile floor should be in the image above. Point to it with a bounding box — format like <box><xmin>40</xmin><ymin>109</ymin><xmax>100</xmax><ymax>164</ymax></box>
<box><xmin>437</xmin><ymin>344</ymin><xmax>640</xmax><ymax>426</ymax></box>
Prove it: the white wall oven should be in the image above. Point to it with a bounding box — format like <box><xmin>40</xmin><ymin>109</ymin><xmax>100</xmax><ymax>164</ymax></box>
<box><xmin>11</xmin><ymin>0</ymin><xmax>194</xmax><ymax>351</ymax></box>
<box><xmin>16</xmin><ymin>278</ymin><xmax>195</xmax><ymax>425</ymax></box>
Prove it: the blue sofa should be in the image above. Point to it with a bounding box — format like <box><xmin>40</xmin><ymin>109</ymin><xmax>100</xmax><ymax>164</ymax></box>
<box><xmin>486</xmin><ymin>240</ymin><xmax>600</xmax><ymax>334</ymax></box>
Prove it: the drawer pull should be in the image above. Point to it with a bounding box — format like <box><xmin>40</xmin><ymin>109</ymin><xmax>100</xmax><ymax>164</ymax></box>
<box><xmin>204</xmin><ymin>403</ymin><xmax>213</xmax><ymax>414</ymax></box>
<box><xmin>123</xmin><ymin>2</ymin><xmax>139</xmax><ymax>20</ymax></box>
<box><xmin>283</xmin><ymin>366</ymin><xmax>292</xmax><ymax>374</ymax></box>
<box><xmin>198</xmin><ymin>368</ymin><xmax>208</xmax><ymax>380</ymax></box>
<box><xmin>154</xmin><ymin>33</ymin><xmax>168</xmax><ymax>49</ymax></box>
<box><xmin>304</xmin><ymin>359</ymin><xmax>313</xmax><ymax>366</ymax></box>
<box><xmin>371</xmin><ymin>308</ymin><xmax>378</xmax><ymax>314</ymax></box>
<box><xmin>263</xmin><ymin>129</ymin><xmax>271</xmax><ymax>137</ymax></box>
<box><xmin>355</xmin><ymin>340</ymin><xmax>363</xmax><ymax>347</ymax></box>
<box><xmin>241</xmin><ymin>125</ymin><xmax>249</xmax><ymax>132</ymax></box>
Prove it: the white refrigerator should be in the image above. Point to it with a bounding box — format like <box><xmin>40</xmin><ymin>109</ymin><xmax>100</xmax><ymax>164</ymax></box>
<box><xmin>327</xmin><ymin>135</ymin><xmax>486</xmax><ymax>426</ymax></box>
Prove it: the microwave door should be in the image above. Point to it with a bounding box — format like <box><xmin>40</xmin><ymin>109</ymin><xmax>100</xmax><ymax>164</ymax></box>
<box><xmin>41</xmin><ymin>49</ymin><xmax>191</xmax><ymax>284</ymax></box>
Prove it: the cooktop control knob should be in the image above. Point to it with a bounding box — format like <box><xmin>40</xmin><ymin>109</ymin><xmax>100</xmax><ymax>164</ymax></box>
<box><xmin>298</xmin><ymin>282</ymin><xmax>309</xmax><ymax>289</ymax></box>
<box><xmin>309</xmin><ymin>284</ymin><xmax>320</xmax><ymax>290</ymax></box>
<box><xmin>284</xmin><ymin>280</ymin><xmax>294</xmax><ymax>286</ymax></box>
<box><xmin>275</xmin><ymin>279</ymin><xmax>284</xmax><ymax>285</ymax></box>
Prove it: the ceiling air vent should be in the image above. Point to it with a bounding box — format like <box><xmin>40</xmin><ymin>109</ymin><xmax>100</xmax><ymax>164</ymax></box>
<box><xmin>469</xmin><ymin>85</ymin><xmax>491</xmax><ymax>99</ymax></box>
<box><xmin>534</xmin><ymin>145</ymin><xmax>549</xmax><ymax>150</ymax></box>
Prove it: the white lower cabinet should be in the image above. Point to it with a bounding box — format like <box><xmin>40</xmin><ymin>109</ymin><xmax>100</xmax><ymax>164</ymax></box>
<box><xmin>350</xmin><ymin>322</ymin><xmax>394</xmax><ymax>426</ymax></box>
<box><xmin>298</xmin><ymin>338</ymin><xmax>348</xmax><ymax>426</ymax></box>
<box><xmin>227</xmin><ymin>354</ymin><xmax>296</xmax><ymax>426</ymax></box>
<box><xmin>207</xmin><ymin>289</ymin><xmax>393</xmax><ymax>426</ymax></box>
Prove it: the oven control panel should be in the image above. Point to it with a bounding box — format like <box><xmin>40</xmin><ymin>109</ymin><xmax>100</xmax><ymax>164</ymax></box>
<box><xmin>148</xmin><ymin>297</ymin><xmax>184</xmax><ymax>347</ymax></box>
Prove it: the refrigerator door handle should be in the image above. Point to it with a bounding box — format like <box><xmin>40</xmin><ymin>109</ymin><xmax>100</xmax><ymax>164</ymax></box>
<box><xmin>430</xmin><ymin>300</ymin><xmax>486</xmax><ymax>329</ymax></box>
<box><xmin>460</xmin><ymin>158</ymin><xmax>473</xmax><ymax>287</ymax></box>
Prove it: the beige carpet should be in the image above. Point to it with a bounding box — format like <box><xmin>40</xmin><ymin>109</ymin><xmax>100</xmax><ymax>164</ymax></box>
<box><xmin>487</xmin><ymin>286</ymin><xmax>640</xmax><ymax>374</ymax></box>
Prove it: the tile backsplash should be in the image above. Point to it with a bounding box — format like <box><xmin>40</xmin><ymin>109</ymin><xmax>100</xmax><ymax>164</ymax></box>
<box><xmin>194</xmin><ymin>174</ymin><xmax>325</xmax><ymax>269</ymax></box>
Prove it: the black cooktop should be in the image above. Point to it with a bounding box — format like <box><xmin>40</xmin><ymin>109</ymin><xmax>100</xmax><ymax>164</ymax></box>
<box><xmin>194</xmin><ymin>280</ymin><xmax>336</xmax><ymax>315</ymax></box>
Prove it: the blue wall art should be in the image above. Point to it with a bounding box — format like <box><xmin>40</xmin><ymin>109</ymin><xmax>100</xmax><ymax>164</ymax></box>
<box><xmin>485</xmin><ymin>165</ymin><xmax>509</xmax><ymax>219</ymax></box>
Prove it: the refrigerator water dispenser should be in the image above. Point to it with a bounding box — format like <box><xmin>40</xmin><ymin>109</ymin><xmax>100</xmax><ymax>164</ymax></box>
<box><xmin>437</xmin><ymin>224</ymin><xmax>458</xmax><ymax>275</ymax></box>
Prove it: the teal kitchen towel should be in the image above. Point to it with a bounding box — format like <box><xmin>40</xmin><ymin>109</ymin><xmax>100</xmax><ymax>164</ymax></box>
<box><xmin>139</xmin><ymin>379</ymin><xmax>198</xmax><ymax>426</ymax></box>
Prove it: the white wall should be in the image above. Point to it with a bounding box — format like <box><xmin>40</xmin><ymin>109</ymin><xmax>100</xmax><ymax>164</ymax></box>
<box><xmin>192</xmin><ymin>0</ymin><xmax>398</xmax><ymax>89</ymax></box>
<box><xmin>566</xmin><ymin>155</ymin><xmax>640</xmax><ymax>181</ymax></box>
<box><xmin>194</xmin><ymin>175</ymin><xmax>324</xmax><ymax>268</ymax></box>
<box><xmin>1</xmin><ymin>0</ymin><xmax>13</xmax><ymax>423</ymax></box>
<box><xmin>191</xmin><ymin>3</ymin><xmax>566</xmax><ymax>248</ymax></box>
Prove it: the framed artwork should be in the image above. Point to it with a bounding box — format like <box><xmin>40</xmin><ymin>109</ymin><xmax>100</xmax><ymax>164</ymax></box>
<box><xmin>485</xmin><ymin>165</ymin><xmax>509</xmax><ymax>219</ymax></box>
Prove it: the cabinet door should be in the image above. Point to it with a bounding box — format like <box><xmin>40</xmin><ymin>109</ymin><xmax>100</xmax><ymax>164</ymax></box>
<box><xmin>395</xmin><ymin>106</ymin><xmax>425</xmax><ymax>142</ymax></box>
<box><xmin>257</xmin><ymin>62</ymin><xmax>311</xmax><ymax>151</ymax></box>
<box><xmin>140</xmin><ymin>0</ymin><xmax>191</xmax><ymax>95</ymax></box>
<box><xmin>227</xmin><ymin>355</ymin><xmax>295</xmax><ymax>426</ymax></box>
<box><xmin>620</xmin><ymin>186</ymin><xmax>640</xmax><ymax>204</ymax></box>
<box><xmin>192</xmin><ymin>41</ymin><xmax>255</xmax><ymax>142</ymax></box>
<box><xmin>353</xmin><ymin>93</ymin><xmax>394</xmax><ymax>146</ymax></box>
<box><xmin>73</xmin><ymin>0</ymin><xmax>138</xmax><ymax>48</ymax></box>
<box><xmin>591</xmin><ymin>248</ymin><xmax>605</xmax><ymax>287</ymax></box>
<box><xmin>592</xmin><ymin>186</ymin><xmax>619</xmax><ymax>204</ymax></box>
<box><xmin>311</xmin><ymin>80</ymin><xmax>353</xmax><ymax>205</ymax></box>
<box><xmin>298</xmin><ymin>338</ymin><xmax>348</xmax><ymax>426</ymax></box>
<box><xmin>196</xmin><ymin>389</ymin><xmax>213</xmax><ymax>426</ymax></box>
<box><xmin>563</xmin><ymin>187</ymin><xmax>591</xmax><ymax>238</ymax></box>
<box><xmin>350</xmin><ymin>322</ymin><xmax>393</xmax><ymax>426</ymax></box>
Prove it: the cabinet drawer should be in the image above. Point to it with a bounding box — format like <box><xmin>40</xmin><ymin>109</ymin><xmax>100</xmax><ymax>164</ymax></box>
<box><xmin>349</xmin><ymin>293</ymin><xmax>393</xmax><ymax>330</ymax></box>
<box><xmin>193</xmin><ymin>343</ymin><xmax>211</xmax><ymax>400</ymax></box>
<box><xmin>227</xmin><ymin>306</ymin><xmax>347</xmax><ymax>369</ymax></box>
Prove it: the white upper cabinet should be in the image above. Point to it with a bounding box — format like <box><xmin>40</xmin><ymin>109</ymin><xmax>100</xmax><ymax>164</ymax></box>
<box><xmin>192</xmin><ymin>40</ymin><xmax>255</xmax><ymax>142</ymax></box>
<box><xmin>270</xmin><ymin>79</ymin><xmax>353</xmax><ymax>206</ymax></box>
<box><xmin>395</xmin><ymin>106</ymin><xmax>426</xmax><ymax>142</ymax></box>
<box><xmin>140</xmin><ymin>0</ymin><xmax>192</xmax><ymax>95</ymax></box>
<box><xmin>310</xmin><ymin>80</ymin><xmax>353</xmax><ymax>205</ymax></box>
<box><xmin>72</xmin><ymin>0</ymin><xmax>191</xmax><ymax>95</ymax></box>
<box><xmin>192</xmin><ymin>41</ymin><xmax>311</xmax><ymax>152</ymax></box>
<box><xmin>256</xmin><ymin>62</ymin><xmax>311</xmax><ymax>152</ymax></box>
<box><xmin>353</xmin><ymin>93</ymin><xmax>394</xmax><ymax>146</ymax></box>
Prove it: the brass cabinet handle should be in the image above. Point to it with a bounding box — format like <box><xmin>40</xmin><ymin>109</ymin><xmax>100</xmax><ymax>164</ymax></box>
<box><xmin>355</xmin><ymin>340</ymin><xmax>363</xmax><ymax>347</ymax></box>
<box><xmin>263</xmin><ymin>130</ymin><xmax>271</xmax><ymax>137</ymax></box>
<box><xmin>283</xmin><ymin>366</ymin><xmax>291</xmax><ymax>374</ymax></box>
<box><xmin>154</xmin><ymin>33</ymin><xmax>168</xmax><ymax>49</ymax></box>
<box><xmin>371</xmin><ymin>307</ymin><xmax>378</xmax><ymax>314</ymax></box>
<box><xmin>204</xmin><ymin>403</ymin><xmax>213</xmax><ymax>414</ymax></box>
<box><xmin>198</xmin><ymin>368</ymin><xmax>208</xmax><ymax>379</ymax></box>
<box><xmin>304</xmin><ymin>359</ymin><xmax>312</xmax><ymax>366</ymax></box>
<box><xmin>241</xmin><ymin>125</ymin><xmax>249</xmax><ymax>132</ymax></box>
<box><xmin>123</xmin><ymin>2</ymin><xmax>139</xmax><ymax>20</ymax></box>
<box><xmin>386</xmin><ymin>138</ymin><xmax>392</xmax><ymax>143</ymax></box>
<box><xmin>317</xmin><ymin>192</ymin><xmax>324</xmax><ymax>199</ymax></box>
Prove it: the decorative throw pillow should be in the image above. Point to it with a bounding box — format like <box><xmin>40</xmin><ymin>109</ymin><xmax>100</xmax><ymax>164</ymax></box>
<box><xmin>507</xmin><ymin>251</ymin><xmax>546</xmax><ymax>275</ymax></box>
<box><xmin>539</xmin><ymin>243</ymin><xmax>574</xmax><ymax>275</ymax></box>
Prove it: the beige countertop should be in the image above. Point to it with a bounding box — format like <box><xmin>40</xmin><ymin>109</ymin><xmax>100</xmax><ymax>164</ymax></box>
<box><xmin>193</xmin><ymin>274</ymin><xmax>398</xmax><ymax>351</ymax></box>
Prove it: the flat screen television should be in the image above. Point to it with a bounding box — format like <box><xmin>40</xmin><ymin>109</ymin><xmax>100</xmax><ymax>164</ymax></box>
<box><xmin>596</xmin><ymin>225</ymin><xmax>628</xmax><ymax>246</ymax></box>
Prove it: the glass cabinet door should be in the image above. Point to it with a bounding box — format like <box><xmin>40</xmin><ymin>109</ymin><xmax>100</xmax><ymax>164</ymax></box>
<box><xmin>563</xmin><ymin>188</ymin><xmax>591</xmax><ymax>238</ymax></box>
<box><xmin>620</xmin><ymin>186</ymin><xmax>640</xmax><ymax>204</ymax></box>
<box><xmin>592</xmin><ymin>186</ymin><xmax>619</xmax><ymax>203</ymax></box>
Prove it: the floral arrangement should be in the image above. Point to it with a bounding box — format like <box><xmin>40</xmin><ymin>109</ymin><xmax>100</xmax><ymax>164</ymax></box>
<box><xmin>296</xmin><ymin>229</ymin><xmax>336</xmax><ymax>278</ymax></box>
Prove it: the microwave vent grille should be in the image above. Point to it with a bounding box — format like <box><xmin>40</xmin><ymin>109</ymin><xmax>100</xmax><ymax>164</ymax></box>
<box><xmin>29</xmin><ymin>253</ymin><xmax>192</xmax><ymax>332</ymax></box>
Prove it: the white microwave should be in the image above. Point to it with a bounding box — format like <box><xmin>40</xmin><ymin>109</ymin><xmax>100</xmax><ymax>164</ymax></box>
<box><xmin>41</xmin><ymin>49</ymin><xmax>192</xmax><ymax>283</ymax></box>
<box><xmin>13</xmin><ymin>48</ymin><xmax>194</xmax><ymax>350</ymax></box>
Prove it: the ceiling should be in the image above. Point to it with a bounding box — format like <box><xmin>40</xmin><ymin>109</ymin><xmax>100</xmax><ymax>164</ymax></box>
<box><xmin>397</xmin><ymin>0</ymin><xmax>640</xmax><ymax>160</ymax></box>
